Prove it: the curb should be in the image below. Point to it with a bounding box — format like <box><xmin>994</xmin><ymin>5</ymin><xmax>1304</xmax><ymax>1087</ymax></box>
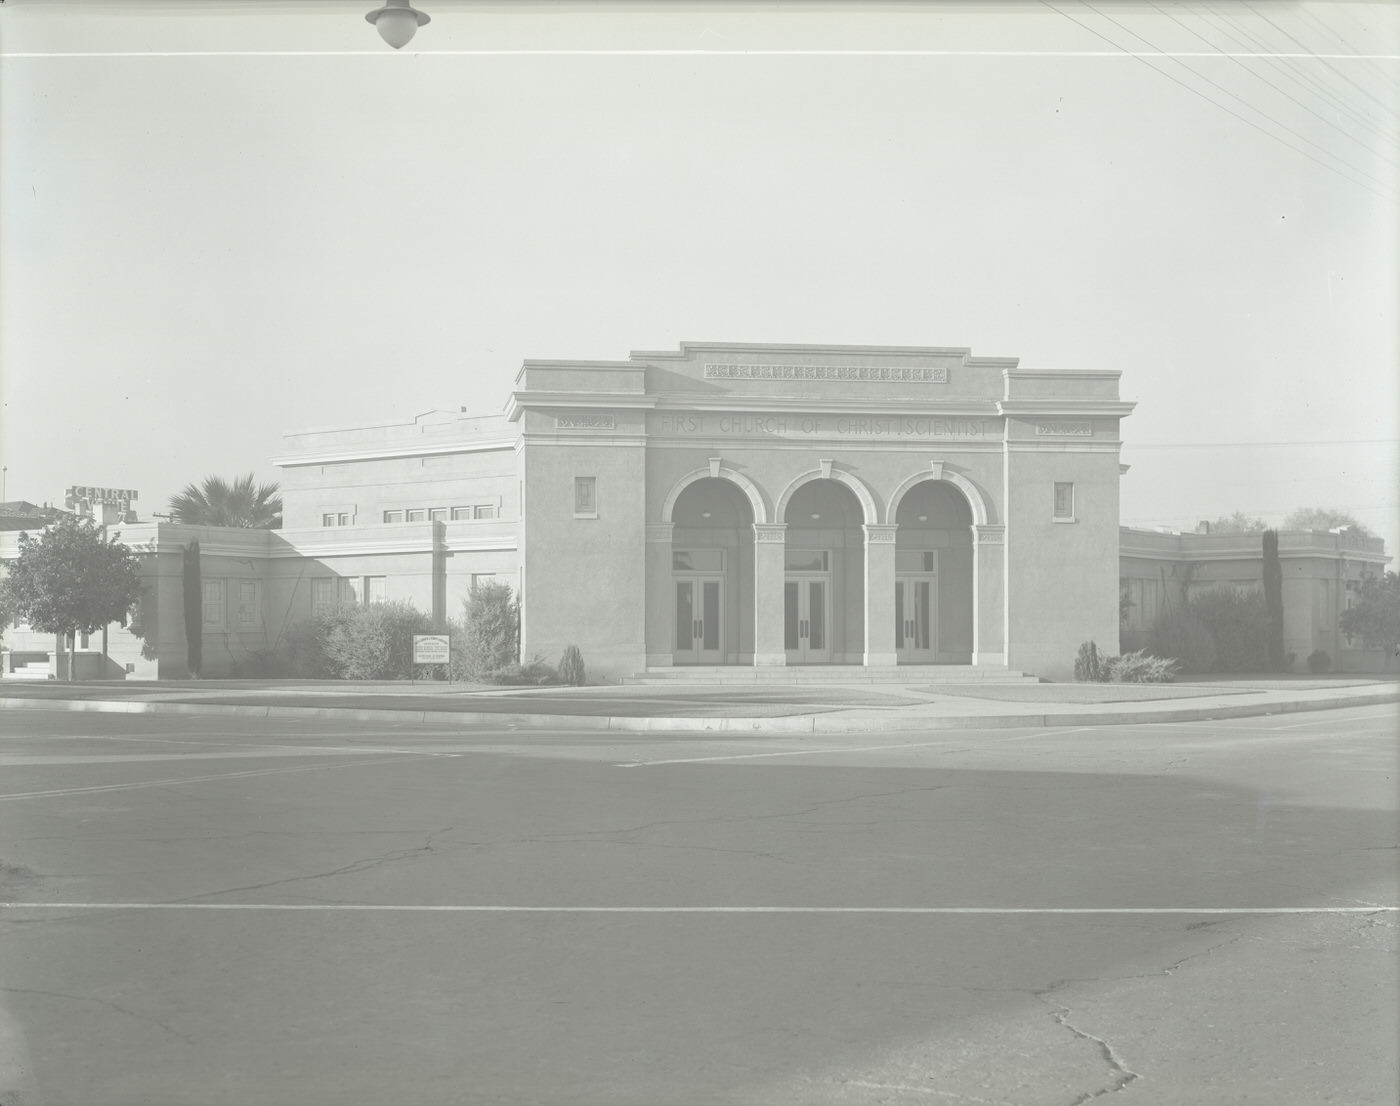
<box><xmin>1</xmin><ymin>689</ymin><xmax>1395</xmax><ymax>733</ymax></box>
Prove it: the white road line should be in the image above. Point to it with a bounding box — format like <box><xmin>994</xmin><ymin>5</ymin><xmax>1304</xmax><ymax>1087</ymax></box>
<box><xmin>619</xmin><ymin>727</ymin><xmax>1096</xmax><ymax>767</ymax></box>
<box><xmin>3</xmin><ymin>904</ymin><xmax>1394</xmax><ymax>914</ymax></box>
<box><xmin>0</xmin><ymin>754</ymin><xmax>454</xmax><ymax>801</ymax></box>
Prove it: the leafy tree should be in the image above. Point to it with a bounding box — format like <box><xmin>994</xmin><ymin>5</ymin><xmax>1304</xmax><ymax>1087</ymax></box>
<box><xmin>457</xmin><ymin>581</ymin><xmax>520</xmax><ymax>678</ymax></box>
<box><xmin>1207</xmin><ymin>511</ymin><xmax>1268</xmax><ymax>534</ymax></box>
<box><xmin>1339</xmin><ymin>571</ymin><xmax>1400</xmax><ymax>659</ymax></box>
<box><xmin>168</xmin><ymin>473</ymin><xmax>282</xmax><ymax>529</ymax></box>
<box><xmin>0</xmin><ymin>516</ymin><xmax>141</xmax><ymax>680</ymax></box>
<box><xmin>1282</xmin><ymin>507</ymin><xmax>1374</xmax><ymax>537</ymax></box>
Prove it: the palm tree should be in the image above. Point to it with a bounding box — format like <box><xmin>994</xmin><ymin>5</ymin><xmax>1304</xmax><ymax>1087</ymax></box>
<box><xmin>168</xmin><ymin>474</ymin><xmax>282</xmax><ymax>529</ymax></box>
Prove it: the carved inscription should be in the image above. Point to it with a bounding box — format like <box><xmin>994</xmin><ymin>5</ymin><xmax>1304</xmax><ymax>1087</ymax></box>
<box><xmin>555</xmin><ymin>414</ymin><xmax>616</xmax><ymax>429</ymax></box>
<box><xmin>704</xmin><ymin>363</ymin><xmax>948</xmax><ymax>383</ymax></box>
<box><xmin>1034</xmin><ymin>422</ymin><xmax>1093</xmax><ymax>436</ymax></box>
<box><xmin>655</xmin><ymin>413</ymin><xmax>988</xmax><ymax>440</ymax></box>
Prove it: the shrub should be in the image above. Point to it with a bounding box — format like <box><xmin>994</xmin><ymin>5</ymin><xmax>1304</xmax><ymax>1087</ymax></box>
<box><xmin>558</xmin><ymin>644</ymin><xmax>586</xmax><ymax>686</ymax></box>
<box><xmin>489</xmin><ymin>658</ymin><xmax>558</xmax><ymax>685</ymax></box>
<box><xmin>1073</xmin><ymin>640</ymin><xmax>1102</xmax><ymax>682</ymax></box>
<box><xmin>1189</xmin><ymin>585</ymin><xmax>1270</xmax><ymax>673</ymax></box>
<box><xmin>319</xmin><ymin>600</ymin><xmax>432</xmax><ymax>680</ymax></box>
<box><xmin>1150</xmin><ymin>608</ymin><xmax>1217</xmax><ymax>674</ymax></box>
<box><xmin>1307</xmin><ymin>649</ymin><xmax>1332</xmax><ymax>674</ymax></box>
<box><xmin>460</xmin><ymin>582</ymin><xmax>520</xmax><ymax>679</ymax></box>
<box><xmin>1099</xmin><ymin>649</ymin><xmax>1180</xmax><ymax>684</ymax></box>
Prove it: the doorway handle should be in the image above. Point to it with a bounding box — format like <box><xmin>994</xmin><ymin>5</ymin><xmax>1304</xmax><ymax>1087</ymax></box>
<box><xmin>693</xmin><ymin>619</ymin><xmax>700</xmax><ymax>641</ymax></box>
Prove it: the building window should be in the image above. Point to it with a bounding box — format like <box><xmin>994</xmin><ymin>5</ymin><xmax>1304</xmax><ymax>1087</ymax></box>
<box><xmin>237</xmin><ymin>580</ymin><xmax>259</xmax><ymax>627</ymax></box>
<box><xmin>202</xmin><ymin>579</ymin><xmax>225</xmax><ymax>627</ymax></box>
<box><xmin>366</xmin><ymin>576</ymin><xmax>387</xmax><ymax>604</ymax></box>
<box><xmin>406</xmin><ymin>508</ymin><xmax>426</xmax><ymax>523</ymax></box>
<box><xmin>322</xmin><ymin>512</ymin><xmax>351</xmax><ymax>527</ymax></box>
<box><xmin>312</xmin><ymin>578</ymin><xmax>336</xmax><ymax>613</ymax></box>
<box><xmin>429</xmin><ymin>508</ymin><xmax>448</xmax><ymax>522</ymax></box>
<box><xmin>471</xmin><ymin>573</ymin><xmax>497</xmax><ymax>591</ymax></box>
<box><xmin>475</xmin><ymin>504</ymin><xmax>497</xmax><ymax>520</ymax></box>
<box><xmin>322</xmin><ymin>513</ymin><xmax>336</xmax><ymax>527</ymax></box>
<box><xmin>451</xmin><ymin>506</ymin><xmax>472</xmax><ymax>521</ymax></box>
<box><xmin>383</xmin><ymin>509</ymin><xmax>404</xmax><ymax>524</ymax></box>
<box><xmin>1053</xmin><ymin>482</ymin><xmax>1075</xmax><ymax>521</ymax></box>
<box><xmin>574</xmin><ymin>476</ymin><xmax>597</xmax><ymax>518</ymax></box>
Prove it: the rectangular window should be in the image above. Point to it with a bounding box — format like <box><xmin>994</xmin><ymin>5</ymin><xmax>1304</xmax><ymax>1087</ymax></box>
<box><xmin>1053</xmin><ymin>482</ymin><xmax>1075</xmax><ymax>521</ymax></box>
<box><xmin>340</xmin><ymin>578</ymin><xmax>361</xmax><ymax>605</ymax></box>
<box><xmin>383</xmin><ymin>509</ymin><xmax>404</xmax><ymax>524</ymax></box>
<box><xmin>574</xmin><ymin>476</ymin><xmax>597</xmax><ymax>518</ymax></box>
<box><xmin>322</xmin><ymin>513</ymin><xmax>337</xmax><ymax>527</ymax></box>
<box><xmin>474</xmin><ymin>504</ymin><xmax>498</xmax><ymax>520</ymax></box>
<box><xmin>338</xmin><ymin>512</ymin><xmax>350</xmax><ymax>526</ymax></box>
<box><xmin>451</xmin><ymin>506</ymin><xmax>472</xmax><ymax>521</ymax></box>
<box><xmin>365</xmin><ymin>576</ymin><xmax>387</xmax><ymax>604</ymax></box>
<box><xmin>895</xmin><ymin>551</ymin><xmax>936</xmax><ymax>573</ymax></box>
<box><xmin>237</xmin><ymin>580</ymin><xmax>259</xmax><ymax>627</ymax></box>
<box><xmin>471</xmin><ymin>573</ymin><xmax>497</xmax><ymax>591</ymax></box>
<box><xmin>672</xmin><ymin>550</ymin><xmax>723</xmax><ymax>572</ymax></box>
<box><xmin>429</xmin><ymin>508</ymin><xmax>448</xmax><ymax>522</ymax></box>
<box><xmin>311</xmin><ymin>578</ymin><xmax>337</xmax><ymax>613</ymax></box>
<box><xmin>406</xmin><ymin>508</ymin><xmax>426</xmax><ymax>523</ymax></box>
<box><xmin>202</xmin><ymin>579</ymin><xmax>225</xmax><ymax>627</ymax></box>
<box><xmin>784</xmin><ymin>549</ymin><xmax>830</xmax><ymax>573</ymax></box>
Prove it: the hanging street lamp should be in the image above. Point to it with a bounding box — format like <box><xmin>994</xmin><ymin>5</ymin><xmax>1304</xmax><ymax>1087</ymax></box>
<box><xmin>366</xmin><ymin>0</ymin><xmax>431</xmax><ymax>49</ymax></box>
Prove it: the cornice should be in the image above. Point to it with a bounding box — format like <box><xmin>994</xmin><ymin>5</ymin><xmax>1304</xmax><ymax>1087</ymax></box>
<box><xmin>632</xmin><ymin>341</ymin><xmax>989</xmax><ymax>361</ymax></box>
<box><xmin>650</xmin><ymin>395</ymin><xmax>1001</xmax><ymax>417</ymax></box>
<box><xmin>999</xmin><ymin>401</ymin><xmax>1137</xmax><ymax>418</ymax></box>
<box><xmin>272</xmin><ymin>438</ymin><xmax>517</xmax><ymax>468</ymax></box>
<box><xmin>505</xmin><ymin>391</ymin><xmax>659</xmax><ymax>421</ymax></box>
<box><xmin>1004</xmin><ymin>440</ymin><xmax>1124</xmax><ymax>453</ymax></box>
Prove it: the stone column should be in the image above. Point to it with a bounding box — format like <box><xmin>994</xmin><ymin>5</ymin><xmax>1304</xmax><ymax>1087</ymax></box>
<box><xmin>644</xmin><ymin>524</ymin><xmax>674</xmax><ymax>668</ymax></box>
<box><xmin>753</xmin><ymin>523</ymin><xmax>787</xmax><ymax>666</ymax></box>
<box><xmin>863</xmin><ymin>524</ymin><xmax>899</xmax><ymax>666</ymax></box>
<box><xmin>973</xmin><ymin>524</ymin><xmax>1006</xmax><ymax>665</ymax></box>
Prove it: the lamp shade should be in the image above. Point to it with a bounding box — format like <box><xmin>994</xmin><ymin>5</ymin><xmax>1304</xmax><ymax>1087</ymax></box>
<box><xmin>366</xmin><ymin>1</ymin><xmax>430</xmax><ymax>49</ymax></box>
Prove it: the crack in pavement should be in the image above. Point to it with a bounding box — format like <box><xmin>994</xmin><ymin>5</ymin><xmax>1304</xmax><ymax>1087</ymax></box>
<box><xmin>1044</xmin><ymin>1001</ymin><xmax>1140</xmax><ymax>1104</ymax></box>
<box><xmin>1</xmin><ymin>985</ymin><xmax>195</xmax><ymax>1044</ymax></box>
<box><xmin>169</xmin><ymin>826</ymin><xmax>453</xmax><ymax>902</ymax></box>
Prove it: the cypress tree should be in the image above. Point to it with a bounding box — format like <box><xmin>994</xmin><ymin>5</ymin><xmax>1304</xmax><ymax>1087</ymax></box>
<box><xmin>182</xmin><ymin>541</ymin><xmax>203</xmax><ymax>678</ymax></box>
<box><xmin>1262</xmin><ymin>529</ymin><xmax>1285</xmax><ymax>670</ymax></box>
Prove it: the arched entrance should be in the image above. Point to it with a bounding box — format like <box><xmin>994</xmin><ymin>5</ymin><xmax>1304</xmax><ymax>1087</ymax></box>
<box><xmin>781</xmin><ymin>479</ymin><xmax>866</xmax><ymax>664</ymax></box>
<box><xmin>893</xmin><ymin>481</ymin><xmax>974</xmax><ymax>663</ymax></box>
<box><xmin>670</xmin><ymin>478</ymin><xmax>754</xmax><ymax>664</ymax></box>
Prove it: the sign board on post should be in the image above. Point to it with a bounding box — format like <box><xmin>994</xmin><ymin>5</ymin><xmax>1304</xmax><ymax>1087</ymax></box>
<box><xmin>412</xmin><ymin>634</ymin><xmax>451</xmax><ymax>675</ymax></box>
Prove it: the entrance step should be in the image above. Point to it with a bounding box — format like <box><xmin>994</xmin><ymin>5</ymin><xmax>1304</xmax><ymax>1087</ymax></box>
<box><xmin>622</xmin><ymin>664</ymin><xmax>1041</xmax><ymax>686</ymax></box>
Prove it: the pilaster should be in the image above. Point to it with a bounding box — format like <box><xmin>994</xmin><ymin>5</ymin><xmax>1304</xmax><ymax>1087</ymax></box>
<box><xmin>753</xmin><ymin>523</ymin><xmax>787</xmax><ymax>665</ymax></box>
<box><xmin>973</xmin><ymin>524</ymin><xmax>1006</xmax><ymax>665</ymax></box>
<box><xmin>863</xmin><ymin>524</ymin><xmax>899</xmax><ymax>666</ymax></box>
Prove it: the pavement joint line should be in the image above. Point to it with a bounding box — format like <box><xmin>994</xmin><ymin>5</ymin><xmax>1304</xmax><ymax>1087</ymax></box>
<box><xmin>618</xmin><ymin>726</ymin><xmax>1111</xmax><ymax>766</ymax></box>
<box><xmin>0</xmin><ymin>753</ymin><xmax>455</xmax><ymax>801</ymax></box>
<box><xmin>2</xmin><ymin>903</ymin><xmax>1396</xmax><ymax>914</ymax></box>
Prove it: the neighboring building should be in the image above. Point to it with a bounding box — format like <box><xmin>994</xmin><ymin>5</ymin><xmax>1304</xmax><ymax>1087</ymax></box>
<box><xmin>0</xmin><ymin>501</ymin><xmax>72</xmax><ymax>532</ymax></box>
<box><xmin>1119</xmin><ymin>525</ymin><xmax>1392</xmax><ymax>673</ymax></box>
<box><xmin>9</xmin><ymin>340</ymin><xmax>1382</xmax><ymax>682</ymax></box>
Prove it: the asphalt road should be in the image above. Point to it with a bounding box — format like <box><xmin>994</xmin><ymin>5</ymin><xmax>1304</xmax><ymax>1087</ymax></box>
<box><xmin>1</xmin><ymin>705</ymin><xmax>1396</xmax><ymax>1105</ymax></box>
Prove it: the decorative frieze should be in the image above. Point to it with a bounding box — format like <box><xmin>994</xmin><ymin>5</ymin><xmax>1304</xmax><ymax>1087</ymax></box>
<box><xmin>1034</xmin><ymin>421</ymin><xmax>1092</xmax><ymax>436</ymax></box>
<box><xmin>974</xmin><ymin>524</ymin><xmax>1006</xmax><ymax>546</ymax></box>
<box><xmin>753</xmin><ymin>523</ymin><xmax>788</xmax><ymax>544</ymax></box>
<box><xmin>704</xmin><ymin>363</ymin><xmax>948</xmax><ymax>383</ymax></box>
<box><xmin>863</xmin><ymin>525</ymin><xmax>899</xmax><ymax>545</ymax></box>
<box><xmin>555</xmin><ymin>413</ymin><xmax>616</xmax><ymax>429</ymax></box>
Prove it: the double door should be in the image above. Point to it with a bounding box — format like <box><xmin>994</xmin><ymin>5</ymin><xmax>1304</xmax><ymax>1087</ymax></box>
<box><xmin>896</xmin><ymin>575</ymin><xmax>936</xmax><ymax>663</ymax></box>
<box><xmin>785</xmin><ymin>576</ymin><xmax>831</xmax><ymax>664</ymax></box>
<box><xmin>675</xmin><ymin>576</ymin><xmax>723</xmax><ymax>664</ymax></box>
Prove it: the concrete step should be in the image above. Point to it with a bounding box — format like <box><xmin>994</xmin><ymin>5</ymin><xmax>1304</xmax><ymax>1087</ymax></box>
<box><xmin>3</xmin><ymin>664</ymin><xmax>55</xmax><ymax>680</ymax></box>
<box><xmin>623</xmin><ymin>665</ymin><xmax>1042</xmax><ymax>686</ymax></box>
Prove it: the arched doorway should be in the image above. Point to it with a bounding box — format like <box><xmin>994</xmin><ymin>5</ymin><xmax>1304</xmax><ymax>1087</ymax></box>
<box><xmin>670</xmin><ymin>478</ymin><xmax>754</xmax><ymax>664</ymax></box>
<box><xmin>893</xmin><ymin>481</ymin><xmax>974</xmax><ymax>663</ymax></box>
<box><xmin>782</xmin><ymin>480</ymin><xmax>865</xmax><ymax>664</ymax></box>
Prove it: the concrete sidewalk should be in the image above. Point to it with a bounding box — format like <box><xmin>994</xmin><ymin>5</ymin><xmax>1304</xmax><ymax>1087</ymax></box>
<box><xmin>0</xmin><ymin>675</ymin><xmax>1395</xmax><ymax>732</ymax></box>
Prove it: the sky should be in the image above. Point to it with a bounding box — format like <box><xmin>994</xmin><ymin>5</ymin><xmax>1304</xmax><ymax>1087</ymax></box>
<box><xmin>2</xmin><ymin>0</ymin><xmax>1397</xmax><ymax>552</ymax></box>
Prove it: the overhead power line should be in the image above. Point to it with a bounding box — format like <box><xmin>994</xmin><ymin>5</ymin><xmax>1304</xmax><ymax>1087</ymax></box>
<box><xmin>1124</xmin><ymin>439</ymin><xmax>1396</xmax><ymax>450</ymax></box>
<box><xmin>1038</xmin><ymin>0</ymin><xmax>1399</xmax><ymax>202</ymax></box>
